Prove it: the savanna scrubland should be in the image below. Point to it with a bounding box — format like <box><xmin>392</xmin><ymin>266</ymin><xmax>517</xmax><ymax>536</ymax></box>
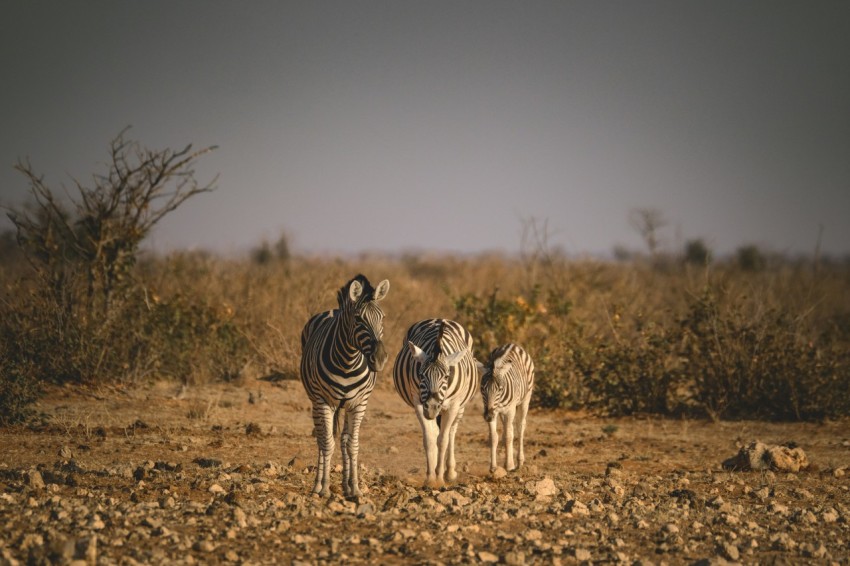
<box><xmin>1</xmin><ymin>136</ymin><xmax>849</xmax><ymax>564</ymax></box>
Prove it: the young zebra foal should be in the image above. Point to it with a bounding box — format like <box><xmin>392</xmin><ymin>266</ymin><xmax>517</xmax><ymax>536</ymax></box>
<box><xmin>477</xmin><ymin>343</ymin><xmax>535</xmax><ymax>473</ymax></box>
<box><xmin>300</xmin><ymin>274</ymin><xmax>390</xmax><ymax>500</ymax></box>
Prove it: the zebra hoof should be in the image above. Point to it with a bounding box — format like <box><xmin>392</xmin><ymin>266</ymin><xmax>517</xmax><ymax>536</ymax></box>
<box><xmin>446</xmin><ymin>470</ymin><xmax>458</xmax><ymax>482</ymax></box>
<box><xmin>424</xmin><ymin>478</ymin><xmax>443</xmax><ymax>489</ymax></box>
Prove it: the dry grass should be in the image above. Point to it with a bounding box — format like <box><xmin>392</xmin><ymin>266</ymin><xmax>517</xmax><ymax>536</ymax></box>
<box><xmin>3</xmin><ymin>249</ymin><xmax>850</xmax><ymax>422</ymax></box>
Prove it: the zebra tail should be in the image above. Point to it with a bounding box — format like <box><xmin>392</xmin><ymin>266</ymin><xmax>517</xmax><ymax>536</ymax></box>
<box><xmin>333</xmin><ymin>401</ymin><xmax>346</xmax><ymax>440</ymax></box>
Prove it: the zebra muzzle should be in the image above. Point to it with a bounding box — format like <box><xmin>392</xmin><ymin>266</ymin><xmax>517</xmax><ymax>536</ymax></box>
<box><xmin>423</xmin><ymin>397</ymin><xmax>442</xmax><ymax>420</ymax></box>
<box><xmin>368</xmin><ymin>341</ymin><xmax>388</xmax><ymax>371</ymax></box>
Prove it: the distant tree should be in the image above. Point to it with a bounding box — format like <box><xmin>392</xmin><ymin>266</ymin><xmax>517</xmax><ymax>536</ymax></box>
<box><xmin>736</xmin><ymin>245</ymin><xmax>766</xmax><ymax>271</ymax></box>
<box><xmin>251</xmin><ymin>232</ymin><xmax>291</xmax><ymax>265</ymax></box>
<box><xmin>274</xmin><ymin>232</ymin><xmax>291</xmax><ymax>262</ymax></box>
<box><xmin>629</xmin><ymin>208</ymin><xmax>668</xmax><ymax>258</ymax></box>
<box><xmin>683</xmin><ymin>238</ymin><xmax>712</xmax><ymax>266</ymax></box>
<box><xmin>612</xmin><ymin>245</ymin><xmax>634</xmax><ymax>262</ymax></box>
<box><xmin>251</xmin><ymin>240</ymin><xmax>273</xmax><ymax>265</ymax></box>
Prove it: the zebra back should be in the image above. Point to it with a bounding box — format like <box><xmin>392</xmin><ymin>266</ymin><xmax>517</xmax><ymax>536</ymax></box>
<box><xmin>393</xmin><ymin>318</ymin><xmax>478</xmax><ymax>410</ymax></box>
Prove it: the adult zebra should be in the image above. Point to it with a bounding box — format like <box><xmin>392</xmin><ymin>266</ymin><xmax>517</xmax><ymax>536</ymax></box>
<box><xmin>300</xmin><ymin>274</ymin><xmax>390</xmax><ymax>499</ymax></box>
<box><xmin>393</xmin><ymin>319</ymin><xmax>479</xmax><ymax>487</ymax></box>
<box><xmin>477</xmin><ymin>343</ymin><xmax>535</xmax><ymax>473</ymax></box>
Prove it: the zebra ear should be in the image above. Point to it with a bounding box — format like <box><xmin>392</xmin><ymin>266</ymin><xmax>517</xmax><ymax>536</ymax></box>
<box><xmin>442</xmin><ymin>347</ymin><xmax>468</xmax><ymax>367</ymax></box>
<box><xmin>408</xmin><ymin>341</ymin><xmax>429</xmax><ymax>364</ymax></box>
<box><xmin>475</xmin><ymin>359</ymin><xmax>486</xmax><ymax>374</ymax></box>
<box><xmin>374</xmin><ymin>279</ymin><xmax>390</xmax><ymax>302</ymax></box>
<box><xmin>348</xmin><ymin>279</ymin><xmax>364</xmax><ymax>302</ymax></box>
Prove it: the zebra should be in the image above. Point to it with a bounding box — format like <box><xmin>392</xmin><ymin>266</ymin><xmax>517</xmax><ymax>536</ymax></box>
<box><xmin>300</xmin><ymin>274</ymin><xmax>390</xmax><ymax>499</ymax></box>
<box><xmin>392</xmin><ymin>319</ymin><xmax>479</xmax><ymax>487</ymax></box>
<box><xmin>477</xmin><ymin>343</ymin><xmax>535</xmax><ymax>473</ymax></box>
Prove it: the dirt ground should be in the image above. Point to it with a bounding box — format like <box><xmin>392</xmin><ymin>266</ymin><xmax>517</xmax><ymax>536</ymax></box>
<box><xmin>1</xmin><ymin>378</ymin><xmax>848</xmax><ymax>565</ymax></box>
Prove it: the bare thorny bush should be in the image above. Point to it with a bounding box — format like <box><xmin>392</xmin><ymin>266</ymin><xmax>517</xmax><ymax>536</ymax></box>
<box><xmin>0</xmin><ymin>130</ymin><xmax>249</xmax><ymax>423</ymax></box>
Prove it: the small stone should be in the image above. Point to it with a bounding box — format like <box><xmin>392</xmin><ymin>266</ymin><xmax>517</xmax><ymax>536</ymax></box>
<box><xmin>768</xmin><ymin>501</ymin><xmax>789</xmax><ymax>515</ymax></box>
<box><xmin>534</xmin><ymin>477</ymin><xmax>559</xmax><ymax>498</ymax></box>
<box><xmin>821</xmin><ymin>508</ymin><xmax>839</xmax><ymax>523</ymax></box>
<box><xmin>564</xmin><ymin>500</ymin><xmax>589</xmax><ymax>516</ymax></box>
<box><xmin>491</xmin><ymin>467</ymin><xmax>508</xmax><ymax>479</ymax></box>
<box><xmin>59</xmin><ymin>445</ymin><xmax>73</xmax><ymax>459</ymax></box>
<box><xmin>232</xmin><ymin>507</ymin><xmax>248</xmax><ymax>528</ymax></box>
<box><xmin>478</xmin><ymin>551</ymin><xmax>499</xmax><ymax>563</ymax></box>
<box><xmin>192</xmin><ymin>540</ymin><xmax>216</xmax><ymax>552</ymax></box>
<box><xmin>720</xmin><ymin>542</ymin><xmax>740</xmax><ymax>561</ymax></box>
<box><xmin>26</xmin><ymin>470</ymin><xmax>45</xmax><ymax>490</ymax></box>
<box><xmin>356</xmin><ymin>502</ymin><xmax>375</xmax><ymax>517</ymax></box>
<box><xmin>209</xmin><ymin>483</ymin><xmax>226</xmax><ymax>494</ymax></box>
<box><xmin>574</xmin><ymin>548</ymin><xmax>592</xmax><ymax>561</ymax></box>
<box><xmin>435</xmin><ymin>490</ymin><xmax>471</xmax><ymax>507</ymax></box>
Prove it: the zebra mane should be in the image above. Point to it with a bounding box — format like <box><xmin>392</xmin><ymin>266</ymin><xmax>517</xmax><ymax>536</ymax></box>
<box><xmin>337</xmin><ymin>273</ymin><xmax>375</xmax><ymax>307</ymax></box>
<box><xmin>434</xmin><ymin>321</ymin><xmax>445</xmax><ymax>358</ymax></box>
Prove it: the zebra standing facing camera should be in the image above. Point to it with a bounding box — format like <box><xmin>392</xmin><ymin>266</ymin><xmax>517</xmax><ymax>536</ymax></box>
<box><xmin>393</xmin><ymin>319</ymin><xmax>479</xmax><ymax>487</ymax></box>
<box><xmin>300</xmin><ymin>274</ymin><xmax>390</xmax><ymax>499</ymax></box>
<box><xmin>477</xmin><ymin>343</ymin><xmax>535</xmax><ymax>473</ymax></box>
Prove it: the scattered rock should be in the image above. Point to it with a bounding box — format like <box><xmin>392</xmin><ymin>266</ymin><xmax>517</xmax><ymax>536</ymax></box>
<box><xmin>26</xmin><ymin>470</ymin><xmax>45</xmax><ymax>490</ymax></box>
<box><xmin>491</xmin><ymin>467</ymin><xmax>508</xmax><ymax>479</ymax></box>
<box><xmin>531</xmin><ymin>477</ymin><xmax>559</xmax><ymax>498</ymax></box>
<box><xmin>722</xmin><ymin>441</ymin><xmax>809</xmax><ymax>472</ymax></box>
<box><xmin>435</xmin><ymin>490</ymin><xmax>470</xmax><ymax>507</ymax></box>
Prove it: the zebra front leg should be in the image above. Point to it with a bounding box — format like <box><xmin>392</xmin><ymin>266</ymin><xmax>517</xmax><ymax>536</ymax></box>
<box><xmin>435</xmin><ymin>405</ymin><xmax>460</xmax><ymax>483</ymax></box>
<box><xmin>311</xmin><ymin>401</ymin><xmax>335</xmax><ymax>497</ymax></box>
<box><xmin>504</xmin><ymin>406</ymin><xmax>517</xmax><ymax>471</ymax></box>
<box><xmin>415</xmin><ymin>404</ymin><xmax>440</xmax><ymax>487</ymax></box>
<box><xmin>487</xmin><ymin>417</ymin><xmax>499</xmax><ymax>473</ymax></box>
<box><xmin>343</xmin><ymin>403</ymin><xmax>366</xmax><ymax>501</ymax></box>
<box><xmin>445</xmin><ymin>406</ymin><xmax>464</xmax><ymax>481</ymax></box>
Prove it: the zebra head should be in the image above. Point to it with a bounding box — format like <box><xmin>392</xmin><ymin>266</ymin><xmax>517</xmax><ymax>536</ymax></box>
<box><xmin>408</xmin><ymin>340</ymin><xmax>468</xmax><ymax>420</ymax></box>
<box><xmin>340</xmin><ymin>275</ymin><xmax>390</xmax><ymax>372</ymax></box>
<box><xmin>477</xmin><ymin>352</ymin><xmax>513</xmax><ymax>422</ymax></box>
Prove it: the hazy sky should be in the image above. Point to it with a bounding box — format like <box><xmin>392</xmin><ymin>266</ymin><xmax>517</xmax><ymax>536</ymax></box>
<box><xmin>2</xmin><ymin>1</ymin><xmax>848</xmax><ymax>257</ymax></box>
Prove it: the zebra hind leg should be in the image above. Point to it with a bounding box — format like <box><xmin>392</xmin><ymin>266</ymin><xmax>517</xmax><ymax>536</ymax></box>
<box><xmin>311</xmin><ymin>401</ymin><xmax>335</xmax><ymax>497</ymax></box>
<box><xmin>516</xmin><ymin>394</ymin><xmax>532</xmax><ymax>469</ymax></box>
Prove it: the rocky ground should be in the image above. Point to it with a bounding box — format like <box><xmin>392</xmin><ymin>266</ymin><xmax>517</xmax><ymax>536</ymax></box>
<box><xmin>1</xmin><ymin>379</ymin><xmax>848</xmax><ymax>565</ymax></box>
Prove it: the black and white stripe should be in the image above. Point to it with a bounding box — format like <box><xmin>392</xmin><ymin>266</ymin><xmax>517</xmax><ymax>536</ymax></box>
<box><xmin>392</xmin><ymin>319</ymin><xmax>478</xmax><ymax>486</ymax></box>
<box><xmin>477</xmin><ymin>343</ymin><xmax>535</xmax><ymax>472</ymax></box>
<box><xmin>300</xmin><ymin>274</ymin><xmax>390</xmax><ymax>499</ymax></box>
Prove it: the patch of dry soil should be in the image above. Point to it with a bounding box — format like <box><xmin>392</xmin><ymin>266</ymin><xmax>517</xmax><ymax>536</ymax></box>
<box><xmin>1</xmin><ymin>379</ymin><xmax>848</xmax><ymax>565</ymax></box>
